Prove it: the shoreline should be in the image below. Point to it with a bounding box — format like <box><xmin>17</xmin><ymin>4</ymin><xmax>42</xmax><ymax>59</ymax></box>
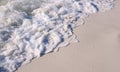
<box><xmin>17</xmin><ymin>0</ymin><xmax>120</xmax><ymax>72</ymax></box>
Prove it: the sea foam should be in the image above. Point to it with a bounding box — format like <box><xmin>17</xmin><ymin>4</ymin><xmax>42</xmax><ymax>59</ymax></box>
<box><xmin>0</xmin><ymin>0</ymin><xmax>114</xmax><ymax>72</ymax></box>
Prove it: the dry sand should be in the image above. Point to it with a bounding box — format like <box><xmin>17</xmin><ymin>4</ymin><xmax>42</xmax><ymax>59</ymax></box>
<box><xmin>17</xmin><ymin>0</ymin><xmax>120</xmax><ymax>72</ymax></box>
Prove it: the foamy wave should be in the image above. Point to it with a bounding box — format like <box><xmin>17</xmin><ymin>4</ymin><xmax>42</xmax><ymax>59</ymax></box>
<box><xmin>0</xmin><ymin>0</ymin><xmax>114</xmax><ymax>72</ymax></box>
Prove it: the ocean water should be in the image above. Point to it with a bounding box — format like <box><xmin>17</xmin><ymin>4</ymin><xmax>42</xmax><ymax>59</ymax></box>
<box><xmin>0</xmin><ymin>0</ymin><xmax>114</xmax><ymax>72</ymax></box>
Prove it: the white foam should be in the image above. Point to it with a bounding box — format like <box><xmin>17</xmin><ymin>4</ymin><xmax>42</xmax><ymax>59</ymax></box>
<box><xmin>0</xmin><ymin>0</ymin><xmax>114</xmax><ymax>72</ymax></box>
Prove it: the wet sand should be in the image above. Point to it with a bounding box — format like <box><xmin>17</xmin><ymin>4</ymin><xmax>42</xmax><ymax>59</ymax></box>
<box><xmin>17</xmin><ymin>0</ymin><xmax>120</xmax><ymax>72</ymax></box>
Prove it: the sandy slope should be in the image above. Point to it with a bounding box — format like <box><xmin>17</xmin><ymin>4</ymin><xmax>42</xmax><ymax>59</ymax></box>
<box><xmin>17</xmin><ymin>0</ymin><xmax>120</xmax><ymax>72</ymax></box>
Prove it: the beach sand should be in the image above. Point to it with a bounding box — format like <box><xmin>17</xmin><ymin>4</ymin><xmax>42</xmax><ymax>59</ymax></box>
<box><xmin>17</xmin><ymin>0</ymin><xmax>120</xmax><ymax>72</ymax></box>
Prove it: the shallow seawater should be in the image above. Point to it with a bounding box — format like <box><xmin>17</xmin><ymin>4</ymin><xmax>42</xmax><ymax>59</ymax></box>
<box><xmin>0</xmin><ymin>0</ymin><xmax>114</xmax><ymax>72</ymax></box>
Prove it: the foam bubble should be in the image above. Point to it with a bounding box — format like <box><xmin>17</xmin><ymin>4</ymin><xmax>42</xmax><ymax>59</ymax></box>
<box><xmin>0</xmin><ymin>0</ymin><xmax>114</xmax><ymax>72</ymax></box>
